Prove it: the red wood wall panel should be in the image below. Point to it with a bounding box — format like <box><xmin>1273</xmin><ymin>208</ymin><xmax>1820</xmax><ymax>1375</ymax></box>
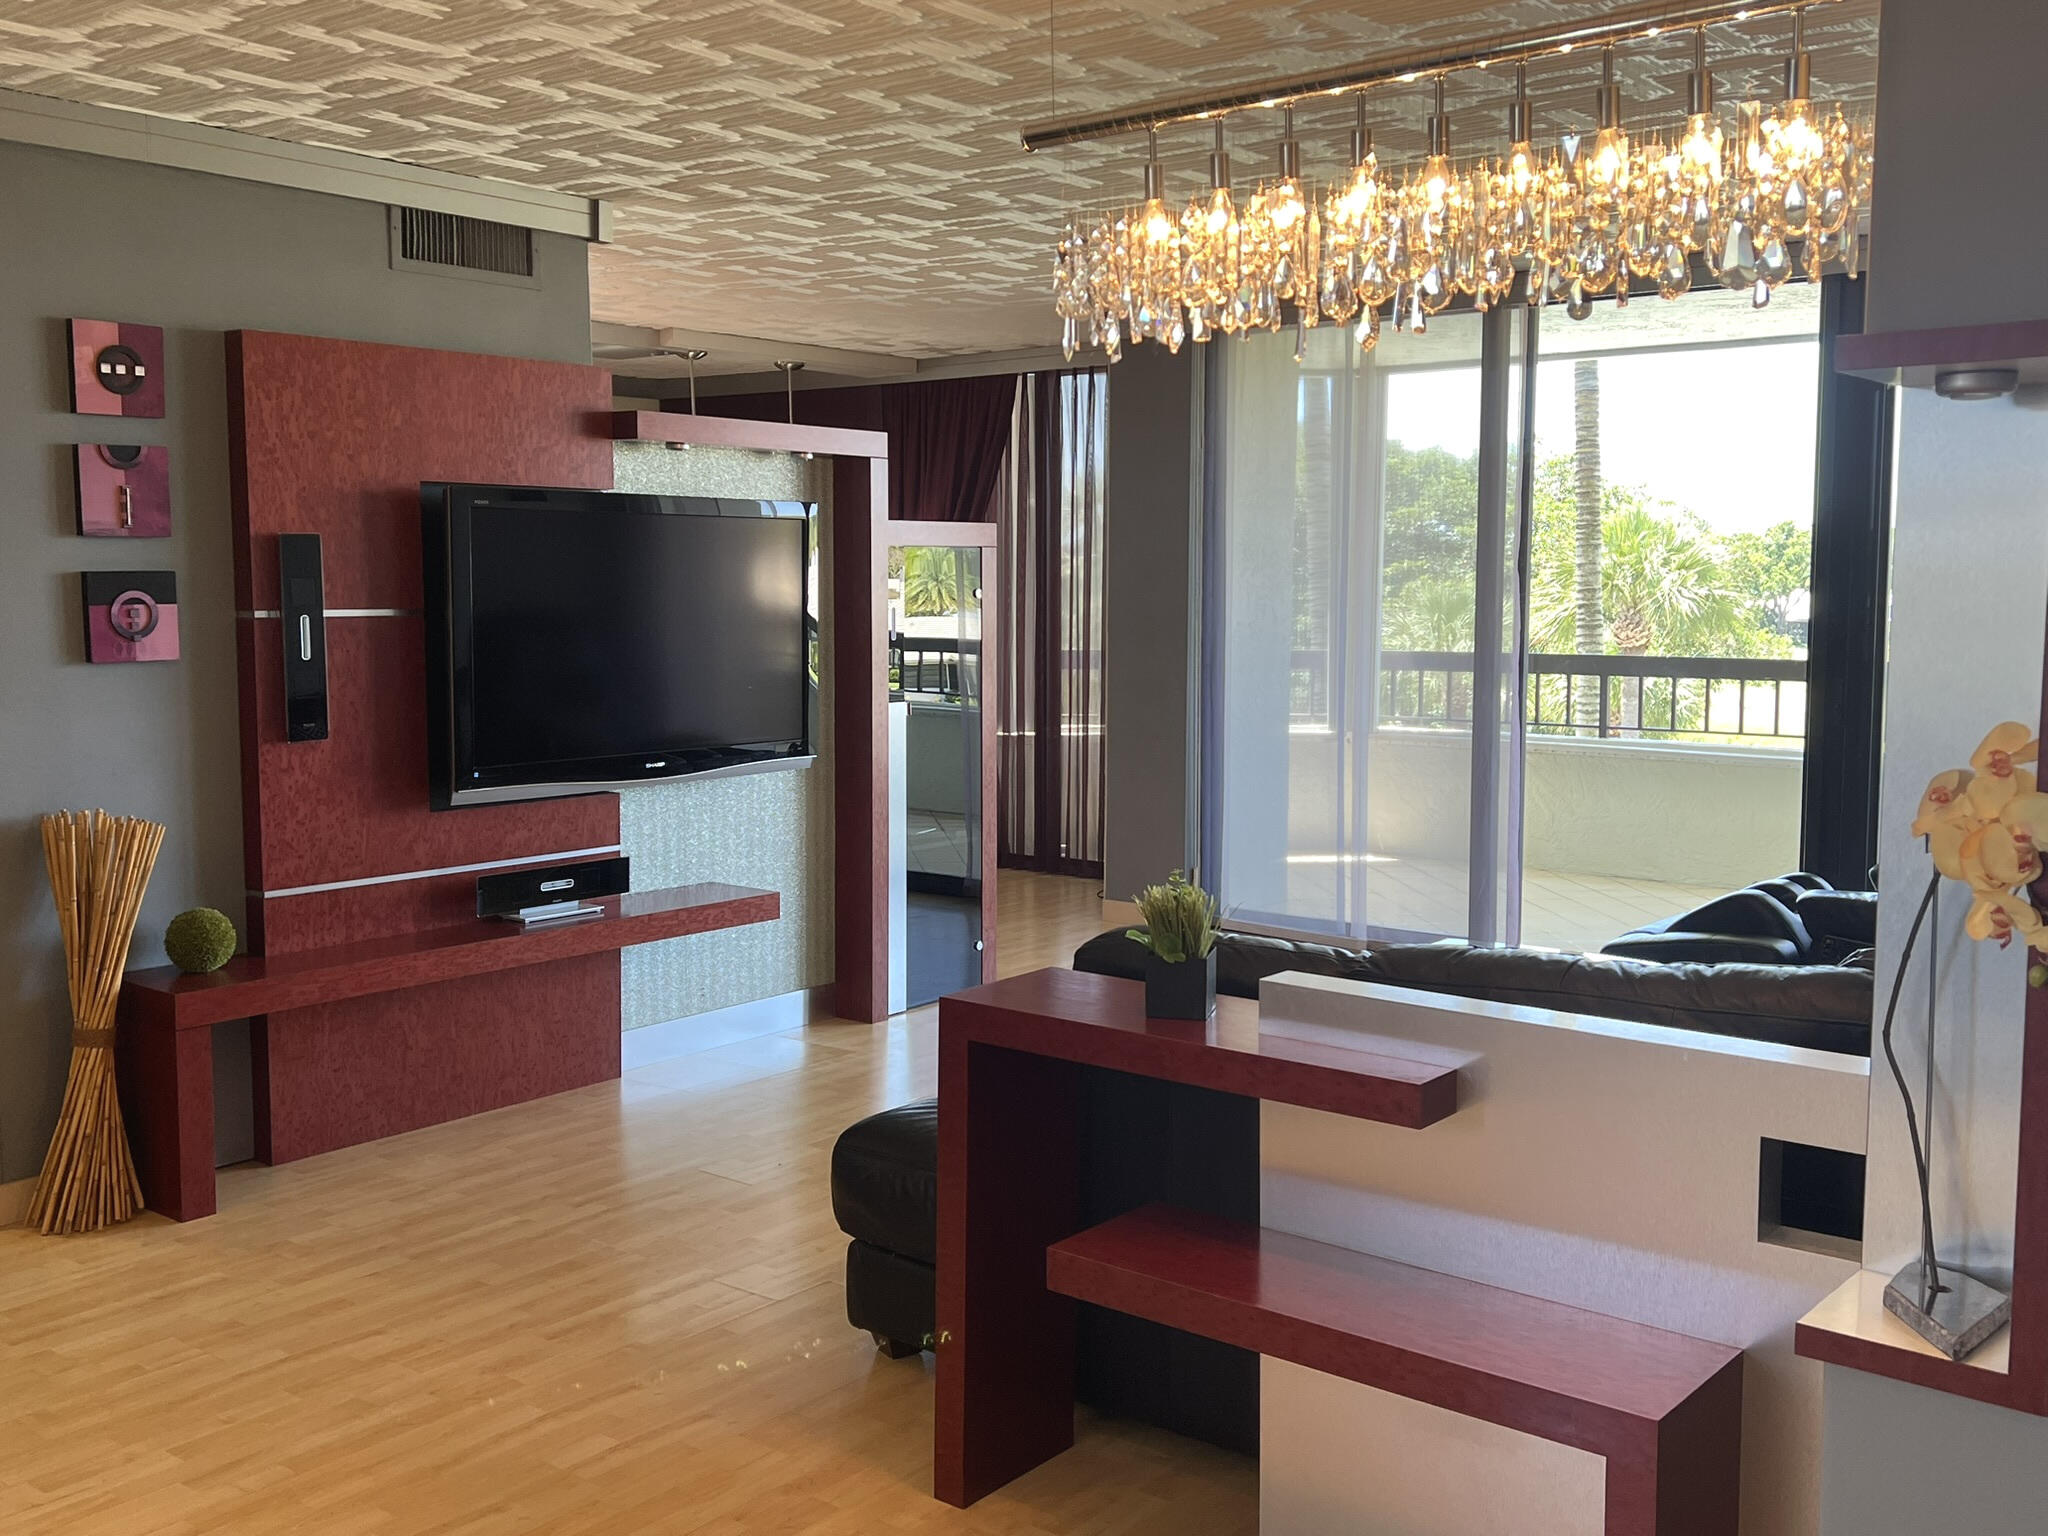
<box><xmin>240</xmin><ymin>616</ymin><xmax>616</xmax><ymax>913</ymax></box>
<box><xmin>219</xmin><ymin>329</ymin><xmax>627</xmax><ymax>1170</ymax></box>
<box><xmin>228</xmin><ymin>330</ymin><xmax>614</xmax><ymax>610</ymax></box>
<box><xmin>251</xmin><ymin>954</ymin><xmax>622</xmax><ymax>1165</ymax></box>
<box><xmin>225</xmin><ymin>331</ymin><xmax>618</xmax><ymax>928</ymax></box>
<box><xmin>254</xmin><ymin>864</ymin><xmax>603</xmax><ymax>954</ymax></box>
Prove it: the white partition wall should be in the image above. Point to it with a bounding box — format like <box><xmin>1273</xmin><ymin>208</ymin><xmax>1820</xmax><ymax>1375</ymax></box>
<box><xmin>1255</xmin><ymin>973</ymin><xmax>1870</xmax><ymax>1536</ymax></box>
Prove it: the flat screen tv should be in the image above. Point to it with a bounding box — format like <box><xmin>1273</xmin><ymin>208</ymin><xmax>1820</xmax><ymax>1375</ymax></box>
<box><xmin>423</xmin><ymin>483</ymin><xmax>813</xmax><ymax>810</ymax></box>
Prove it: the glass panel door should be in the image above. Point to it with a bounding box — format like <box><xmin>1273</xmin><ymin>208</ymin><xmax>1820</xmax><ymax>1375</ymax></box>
<box><xmin>1209</xmin><ymin>309</ymin><xmax>1524</xmax><ymax>945</ymax></box>
<box><xmin>1519</xmin><ymin>284</ymin><xmax>1821</xmax><ymax>949</ymax></box>
<box><xmin>893</xmin><ymin>545</ymin><xmax>985</xmax><ymax>1007</ymax></box>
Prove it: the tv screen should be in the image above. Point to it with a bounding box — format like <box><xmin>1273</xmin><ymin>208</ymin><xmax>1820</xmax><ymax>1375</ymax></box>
<box><xmin>423</xmin><ymin>484</ymin><xmax>813</xmax><ymax>809</ymax></box>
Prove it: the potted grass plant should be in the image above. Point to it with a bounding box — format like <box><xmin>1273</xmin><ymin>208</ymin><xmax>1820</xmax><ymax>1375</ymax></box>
<box><xmin>1128</xmin><ymin>870</ymin><xmax>1221</xmax><ymax>1019</ymax></box>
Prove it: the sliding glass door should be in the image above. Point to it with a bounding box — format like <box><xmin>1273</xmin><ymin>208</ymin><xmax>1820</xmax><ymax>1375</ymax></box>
<box><xmin>1207</xmin><ymin>280</ymin><xmax>1824</xmax><ymax>953</ymax></box>
<box><xmin>1207</xmin><ymin>308</ymin><xmax>1525</xmax><ymax>945</ymax></box>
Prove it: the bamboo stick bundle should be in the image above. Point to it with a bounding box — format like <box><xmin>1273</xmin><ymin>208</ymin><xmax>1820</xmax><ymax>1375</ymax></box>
<box><xmin>27</xmin><ymin>809</ymin><xmax>166</xmax><ymax>1236</ymax></box>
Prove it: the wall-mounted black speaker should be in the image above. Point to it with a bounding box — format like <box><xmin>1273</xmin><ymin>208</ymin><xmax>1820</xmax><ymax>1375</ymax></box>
<box><xmin>278</xmin><ymin>533</ymin><xmax>328</xmax><ymax>742</ymax></box>
<box><xmin>477</xmin><ymin>855</ymin><xmax>631</xmax><ymax>924</ymax></box>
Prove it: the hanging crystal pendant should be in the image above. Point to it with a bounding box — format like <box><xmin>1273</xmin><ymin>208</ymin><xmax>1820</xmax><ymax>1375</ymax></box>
<box><xmin>1356</xmin><ymin>303</ymin><xmax>1381</xmax><ymax>353</ymax></box>
<box><xmin>1043</xmin><ymin>11</ymin><xmax>1870</xmax><ymax>365</ymax></box>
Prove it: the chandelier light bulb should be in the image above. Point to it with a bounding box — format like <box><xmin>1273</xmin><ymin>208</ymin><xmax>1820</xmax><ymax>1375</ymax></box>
<box><xmin>1507</xmin><ymin>143</ymin><xmax>1538</xmax><ymax>195</ymax></box>
<box><xmin>1588</xmin><ymin>127</ymin><xmax>1629</xmax><ymax>187</ymax></box>
<box><xmin>1204</xmin><ymin>186</ymin><xmax>1235</xmax><ymax>234</ymax></box>
<box><xmin>1680</xmin><ymin>113</ymin><xmax>1725</xmax><ymax>176</ymax></box>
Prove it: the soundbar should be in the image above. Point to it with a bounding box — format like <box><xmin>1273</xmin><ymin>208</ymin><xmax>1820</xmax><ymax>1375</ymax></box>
<box><xmin>477</xmin><ymin>855</ymin><xmax>631</xmax><ymax>926</ymax></box>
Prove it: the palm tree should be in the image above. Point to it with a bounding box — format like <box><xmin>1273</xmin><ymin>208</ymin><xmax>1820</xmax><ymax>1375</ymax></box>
<box><xmin>1571</xmin><ymin>358</ymin><xmax>1604</xmax><ymax>734</ymax></box>
<box><xmin>1530</xmin><ymin>497</ymin><xmax>1740</xmax><ymax>735</ymax></box>
<box><xmin>1598</xmin><ymin>506</ymin><xmax>1741</xmax><ymax>732</ymax></box>
<box><xmin>901</xmin><ymin>546</ymin><xmax>962</xmax><ymax>617</ymax></box>
<box><xmin>1382</xmin><ymin>575</ymin><xmax>1477</xmax><ymax>723</ymax></box>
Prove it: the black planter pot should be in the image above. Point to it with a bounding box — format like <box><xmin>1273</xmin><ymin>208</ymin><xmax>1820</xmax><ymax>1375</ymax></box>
<box><xmin>1143</xmin><ymin>951</ymin><xmax>1217</xmax><ymax>1020</ymax></box>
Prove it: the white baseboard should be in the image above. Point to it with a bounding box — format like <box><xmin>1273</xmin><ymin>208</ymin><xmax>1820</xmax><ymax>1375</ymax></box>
<box><xmin>0</xmin><ymin>1175</ymin><xmax>34</xmax><ymax>1228</ymax></box>
<box><xmin>622</xmin><ymin>986</ymin><xmax>833</xmax><ymax>1070</ymax></box>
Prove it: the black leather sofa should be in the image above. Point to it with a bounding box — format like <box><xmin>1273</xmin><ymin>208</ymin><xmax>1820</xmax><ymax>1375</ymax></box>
<box><xmin>831</xmin><ymin>925</ymin><xmax>1875</xmax><ymax>1364</ymax></box>
<box><xmin>1601</xmin><ymin>871</ymin><xmax>1878</xmax><ymax>969</ymax></box>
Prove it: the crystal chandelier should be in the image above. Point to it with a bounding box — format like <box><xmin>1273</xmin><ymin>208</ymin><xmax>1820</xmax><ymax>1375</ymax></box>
<box><xmin>1048</xmin><ymin>2</ymin><xmax>1874</xmax><ymax>363</ymax></box>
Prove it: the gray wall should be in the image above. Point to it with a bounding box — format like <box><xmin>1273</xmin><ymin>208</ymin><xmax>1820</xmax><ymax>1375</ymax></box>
<box><xmin>1102</xmin><ymin>341</ymin><xmax>1205</xmax><ymax>902</ymax></box>
<box><xmin>1819</xmin><ymin>1</ymin><xmax>2048</xmax><ymax>1528</ymax></box>
<box><xmin>0</xmin><ymin>138</ymin><xmax>590</xmax><ymax>1188</ymax></box>
<box><xmin>1863</xmin><ymin>0</ymin><xmax>2048</xmax><ymax>336</ymax></box>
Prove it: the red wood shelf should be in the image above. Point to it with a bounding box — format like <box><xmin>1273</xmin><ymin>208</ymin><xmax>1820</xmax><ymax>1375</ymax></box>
<box><xmin>117</xmin><ymin>882</ymin><xmax>779</xmax><ymax>1224</ymax></box>
<box><xmin>1048</xmin><ymin>1204</ymin><xmax>1744</xmax><ymax>1535</ymax></box>
<box><xmin>1052</xmin><ymin>1203</ymin><xmax>1740</xmax><ymax>1436</ymax></box>
<box><xmin>940</xmin><ymin>968</ymin><xmax>1459</xmax><ymax>1128</ymax></box>
<box><xmin>124</xmin><ymin>882</ymin><xmax>780</xmax><ymax>1032</ymax></box>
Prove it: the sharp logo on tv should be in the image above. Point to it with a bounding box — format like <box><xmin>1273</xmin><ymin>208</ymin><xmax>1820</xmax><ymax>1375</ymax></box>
<box><xmin>82</xmin><ymin>570</ymin><xmax>179</xmax><ymax>663</ymax></box>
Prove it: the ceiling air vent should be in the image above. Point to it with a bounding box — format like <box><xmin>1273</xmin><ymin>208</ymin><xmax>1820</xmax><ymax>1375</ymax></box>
<box><xmin>388</xmin><ymin>207</ymin><xmax>539</xmax><ymax>287</ymax></box>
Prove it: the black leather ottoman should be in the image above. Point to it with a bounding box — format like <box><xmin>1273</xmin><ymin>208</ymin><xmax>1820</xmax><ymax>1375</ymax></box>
<box><xmin>831</xmin><ymin>1099</ymin><xmax>937</xmax><ymax>1357</ymax></box>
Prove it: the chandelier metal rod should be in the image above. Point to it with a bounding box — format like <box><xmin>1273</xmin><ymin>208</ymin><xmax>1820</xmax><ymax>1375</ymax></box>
<box><xmin>1019</xmin><ymin>0</ymin><xmax>1838</xmax><ymax>153</ymax></box>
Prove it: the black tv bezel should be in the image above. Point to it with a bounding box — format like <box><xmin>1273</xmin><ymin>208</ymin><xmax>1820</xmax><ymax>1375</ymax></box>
<box><xmin>422</xmin><ymin>482</ymin><xmax>814</xmax><ymax>811</ymax></box>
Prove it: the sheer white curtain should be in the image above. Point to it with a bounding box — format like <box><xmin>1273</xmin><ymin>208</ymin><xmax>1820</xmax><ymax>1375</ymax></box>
<box><xmin>1206</xmin><ymin>311</ymin><xmax>1520</xmax><ymax>944</ymax></box>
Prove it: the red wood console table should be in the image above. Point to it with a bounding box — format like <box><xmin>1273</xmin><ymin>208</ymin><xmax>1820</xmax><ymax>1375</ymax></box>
<box><xmin>119</xmin><ymin>882</ymin><xmax>777</xmax><ymax>1221</ymax></box>
<box><xmin>935</xmin><ymin>969</ymin><xmax>1744</xmax><ymax>1534</ymax></box>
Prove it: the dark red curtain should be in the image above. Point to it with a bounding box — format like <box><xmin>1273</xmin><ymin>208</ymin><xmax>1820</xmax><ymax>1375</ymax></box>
<box><xmin>706</xmin><ymin>374</ymin><xmax>1016</xmax><ymax>522</ymax></box>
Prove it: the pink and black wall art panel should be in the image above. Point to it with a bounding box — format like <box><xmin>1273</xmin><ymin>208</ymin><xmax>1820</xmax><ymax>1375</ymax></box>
<box><xmin>74</xmin><ymin>443</ymin><xmax>172</xmax><ymax>537</ymax></box>
<box><xmin>82</xmin><ymin>570</ymin><xmax>179</xmax><ymax>663</ymax></box>
<box><xmin>68</xmin><ymin>318</ymin><xmax>165</xmax><ymax>418</ymax></box>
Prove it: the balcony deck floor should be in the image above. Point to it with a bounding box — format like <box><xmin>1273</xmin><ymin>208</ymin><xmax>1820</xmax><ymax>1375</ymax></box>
<box><xmin>1281</xmin><ymin>856</ymin><xmax>1734</xmax><ymax>954</ymax></box>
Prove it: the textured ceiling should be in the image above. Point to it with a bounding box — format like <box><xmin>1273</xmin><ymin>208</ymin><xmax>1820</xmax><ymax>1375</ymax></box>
<box><xmin>0</xmin><ymin>1</ymin><xmax>1878</xmax><ymax>357</ymax></box>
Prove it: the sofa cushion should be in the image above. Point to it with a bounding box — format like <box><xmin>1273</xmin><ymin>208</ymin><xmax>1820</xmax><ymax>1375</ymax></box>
<box><xmin>1072</xmin><ymin>926</ymin><xmax>1378</xmax><ymax>998</ymax></box>
<box><xmin>1599</xmin><ymin>888</ymin><xmax>1813</xmax><ymax>966</ymax></box>
<box><xmin>1599</xmin><ymin>931</ymin><xmax>1805</xmax><ymax>965</ymax></box>
<box><xmin>1796</xmin><ymin>889</ymin><xmax>1878</xmax><ymax>964</ymax></box>
<box><xmin>830</xmin><ymin>1100</ymin><xmax>938</xmax><ymax>1263</ymax></box>
<box><xmin>1362</xmin><ymin>944</ymin><xmax>1871</xmax><ymax>1056</ymax></box>
<box><xmin>1073</xmin><ymin>929</ymin><xmax>1872</xmax><ymax>1057</ymax></box>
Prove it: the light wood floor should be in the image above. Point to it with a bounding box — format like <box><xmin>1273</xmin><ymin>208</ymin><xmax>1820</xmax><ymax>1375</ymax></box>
<box><xmin>0</xmin><ymin>870</ymin><xmax>1257</xmax><ymax>1536</ymax></box>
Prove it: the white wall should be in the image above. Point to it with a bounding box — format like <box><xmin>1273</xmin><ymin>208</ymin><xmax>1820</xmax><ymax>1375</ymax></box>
<box><xmin>1816</xmin><ymin>1</ymin><xmax>2048</xmax><ymax>1522</ymax></box>
<box><xmin>1280</xmin><ymin>730</ymin><xmax>1803</xmax><ymax>890</ymax></box>
<box><xmin>1256</xmin><ymin>973</ymin><xmax>1867</xmax><ymax>1536</ymax></box>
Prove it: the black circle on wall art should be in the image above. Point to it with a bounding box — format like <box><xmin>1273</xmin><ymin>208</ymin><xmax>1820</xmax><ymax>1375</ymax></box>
<box><xmin>97</xmin><ymin>443</ymin><xmax>145</xmax><ymax>469</ymax></box>
<box><xmin>95</xmin><ymin>344</ymin><xmax>147</xmax><ymax>396</ymax></box>
<box><xmin>109</xmin><ymin>589</ymin><xmax>160</xmax><ymax>641</ymax></box>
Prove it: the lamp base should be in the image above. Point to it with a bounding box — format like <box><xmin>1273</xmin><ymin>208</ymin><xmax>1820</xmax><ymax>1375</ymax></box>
<box><xmin>1883</xmin><ymin>1260</ymin><xmax>2012</xmax><ymax>1361</ymax></box>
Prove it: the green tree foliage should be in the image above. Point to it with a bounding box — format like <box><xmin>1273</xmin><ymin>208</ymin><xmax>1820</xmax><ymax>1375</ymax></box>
<box><xmin>899</xmin><ymin>546</ymin><xmax>963</xmax><ymax>617</ymax></box>
<box><xmin>1722</xmin><ymin>520</ymin><xmax>1814</xmax><ymax>640</ymax></box>
<box><xmin>1373</xmin><ymin>442</ymin><xmax>1808</xmax><ymax>663</ymax></box>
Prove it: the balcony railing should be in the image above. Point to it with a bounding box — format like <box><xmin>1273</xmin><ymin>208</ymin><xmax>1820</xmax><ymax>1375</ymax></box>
<box><xmin>892</xmin><ymin>634</ymin><xmax>980</xmax><ymax>697</ymax></box>
<box><xmin>1290</xmin><ymin>649</ymin><xmax>1807</xmax><ymax>743</ymax></box>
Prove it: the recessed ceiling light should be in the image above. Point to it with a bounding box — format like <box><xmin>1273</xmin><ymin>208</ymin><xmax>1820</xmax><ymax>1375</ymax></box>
<box><xmin>1935</xmin><ymin>368</ymin><xmax>2021</xmax><ymax>401</ymax></box>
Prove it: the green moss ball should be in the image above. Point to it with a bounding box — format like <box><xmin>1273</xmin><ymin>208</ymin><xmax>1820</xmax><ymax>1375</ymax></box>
<box><xmin>164</xmin><ymin>907</ymin><xmax>237</xmax><ymax>974</ymax></box>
